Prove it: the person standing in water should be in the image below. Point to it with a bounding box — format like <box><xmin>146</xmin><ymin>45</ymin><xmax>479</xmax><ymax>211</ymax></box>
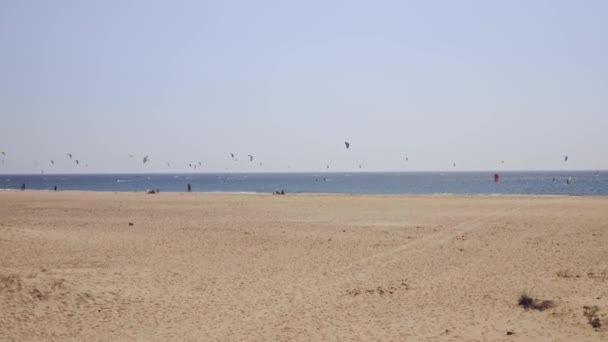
<box><xmin>187</xmin><ymin>183</ymin><xmax>192</xmax><ymax>192</ymax></box>
<box><xmin>54</xmin><ymin>185</ymin><xmax>57</xmax><ymax>191</ymax></box>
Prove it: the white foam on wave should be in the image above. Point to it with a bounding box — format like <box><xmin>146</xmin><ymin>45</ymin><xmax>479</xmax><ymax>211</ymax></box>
<box><xmin>202</xmin><ymin>191</ymin><xmax>268</xmax><ymax>195</ymax></box>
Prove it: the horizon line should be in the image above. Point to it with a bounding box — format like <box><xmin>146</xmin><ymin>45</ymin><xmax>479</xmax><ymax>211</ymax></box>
<box><xmin>1</xmin><ymin>169</ymin><xmax>605</xmax><ymax>176</ymax></box>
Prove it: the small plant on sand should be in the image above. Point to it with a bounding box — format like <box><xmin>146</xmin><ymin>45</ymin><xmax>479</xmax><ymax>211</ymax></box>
<box><xmin>556</xmin><ymin>269</ymin><xmax>572</xmax><ymax>278</ymax></box>
<box><xmin>583</xmin><ymin>306</ymin><xmax>601</xmax><ymax>329</ymax></box>
<box><xmin>518</xmin><ymin>293</ymin><xmax>554</xmax><ymax>311</ymax></box>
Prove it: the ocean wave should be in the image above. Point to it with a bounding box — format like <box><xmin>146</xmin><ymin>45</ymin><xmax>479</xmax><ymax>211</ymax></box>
<box><xmin>0</xmin><ymin>189</ymin><xmax>50</xmax><ymax>192</ymax></box>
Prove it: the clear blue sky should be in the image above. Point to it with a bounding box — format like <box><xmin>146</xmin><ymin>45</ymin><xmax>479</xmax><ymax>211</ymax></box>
<box><xmin>1</xmin><ymin>0</ymin><xmax>606</xmax><ymax>173</ymax></box>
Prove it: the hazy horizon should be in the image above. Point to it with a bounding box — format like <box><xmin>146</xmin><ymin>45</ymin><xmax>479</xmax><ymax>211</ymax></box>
<box><xmin>1</xmin><ymin>1</ymin><xmax>606</xmax><ymax>174</ymax></box>
<box><xmin>1</xmin><ymin>168</ymin><xmax>606</xmax><ymax>176</ymax></box>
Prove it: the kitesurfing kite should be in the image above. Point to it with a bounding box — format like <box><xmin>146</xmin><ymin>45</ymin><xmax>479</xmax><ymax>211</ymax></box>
<box><xmin>51</xmin><ymin>160</ymin><xmax>54</xmax><ymax>164</ymax></box>
<box><xmin>143</xmin><ymin>156</ymin><xmax>149</xmax><ymax>164</ymax></box>
<box><xmin>248</xmin><ymin>155</ymin><xmax>253</xmax><ymax>162</ymax></box>
<box><xmin>75</xmin><ymin>160</ymin><xmax>79</xmax><ymax>165</ymax></box>
<box><xmin>67</xmin><ymin>153</ymin><xmax>73</xmax><ymax>159</ymax></box>
<box><xmin>198</xmin><ymin>162</ymin><xmax>202</xmax><ymax>166</ymax></box>
<box><xmin>344</xmin><ymin>142</ymin><xmax>350</xmax><ymax>149</ymax></box>
<box><xmin>564</xmin><ymin>155</ymin><xmax>568</xmax><ymax>162</ymax></box>
<box><xmin>453</xmin><ymin>162</ymin><xmax>456</xmax><ymax>167</ymax></box>
<box><xmin>166</xmin><ymin>162</ymin><xmax>170</xmax><ymax>167</ymax></box>
<box><xmin>230</xmin><ymin>153</ymin><xmax>235</xmax><ymax>159</ymax></box>
<box><xmin>1</xmin><ymin>151</ymin><xmax>5</xmax><ymax>157</ymax></box>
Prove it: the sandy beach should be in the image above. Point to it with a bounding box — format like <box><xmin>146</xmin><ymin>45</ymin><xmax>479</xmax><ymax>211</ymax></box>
<box><xmin>0</xmin><ymin>191</ymin><xmax>606</xmax><ymax>341</ymax></box>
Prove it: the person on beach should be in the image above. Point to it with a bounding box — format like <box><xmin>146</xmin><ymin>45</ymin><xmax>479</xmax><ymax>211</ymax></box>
<box><xmin>187</xmin><ymin>183</ymin><xmax>192</xmax><ymax>192</ymax></box>
<box><xmin>54</xmin><ymin>185</ymin><xmax>57</xmax><ymax>191</ymax></box>
<box><xmin>20</xmin><ymin>183</ymin><xmax>26</xmax><ymax>191</ymax></box>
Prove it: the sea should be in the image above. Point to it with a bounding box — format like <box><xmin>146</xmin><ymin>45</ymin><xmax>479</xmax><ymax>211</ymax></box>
<box><xmin>1</xmin><ymin>171</ymin><xmax>607</xmax><ymax>196</ymax></box>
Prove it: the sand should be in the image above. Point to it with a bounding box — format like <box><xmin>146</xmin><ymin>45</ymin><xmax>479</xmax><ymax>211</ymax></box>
<box><xmin>0</xmin><ymin>191</ymin><xmax>607</xmax><ymax>341</ymax></box>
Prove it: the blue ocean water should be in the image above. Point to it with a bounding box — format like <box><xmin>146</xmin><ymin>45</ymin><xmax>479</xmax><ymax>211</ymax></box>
<box><xmin>1</xmin><ymin>171</ymin><xmax>607</xmax><ymax>195</ymax></box>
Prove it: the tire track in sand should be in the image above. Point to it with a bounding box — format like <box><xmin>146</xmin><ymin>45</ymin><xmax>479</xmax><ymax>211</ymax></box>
<box><xmin>213</xmin><ymin>204</ymin><xmax>527</xmax><ymax>339</ymax></box>
<box><xmin>329</xmin><ymin>204</ymin><xmax>525</xmax><ymax>276</ymax></box>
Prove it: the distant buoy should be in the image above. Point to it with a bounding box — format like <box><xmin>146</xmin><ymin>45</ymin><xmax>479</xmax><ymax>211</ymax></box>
<box><xmin>494</xmin><ymin>173</ymin><xmax>500</xmax><ymax>182</ymax></box>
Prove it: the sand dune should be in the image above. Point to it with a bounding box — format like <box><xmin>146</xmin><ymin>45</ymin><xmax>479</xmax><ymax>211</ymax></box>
<box><xmin>1</xmin><ymin>192</ymin><xmax>607</xmax><ymax>341</ymax></box>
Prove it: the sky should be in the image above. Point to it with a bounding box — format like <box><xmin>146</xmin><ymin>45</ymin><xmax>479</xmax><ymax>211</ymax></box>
<box><xmin>0</xmin><ymin>0</ymin><xmax>606</xmax><ymax>173</ymax></box>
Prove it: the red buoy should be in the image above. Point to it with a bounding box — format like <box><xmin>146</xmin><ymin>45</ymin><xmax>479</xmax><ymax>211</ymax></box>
<box><xmin>494</xmin><ymin>173</ymin><xmax>500</xmax><ymax>182</ymax></box>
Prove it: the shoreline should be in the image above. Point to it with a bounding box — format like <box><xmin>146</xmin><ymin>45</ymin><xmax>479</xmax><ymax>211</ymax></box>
<box><xmin>0</xmin><ymin>188</ymin><xmax>605</xmax><ymax>198</ymax></box>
